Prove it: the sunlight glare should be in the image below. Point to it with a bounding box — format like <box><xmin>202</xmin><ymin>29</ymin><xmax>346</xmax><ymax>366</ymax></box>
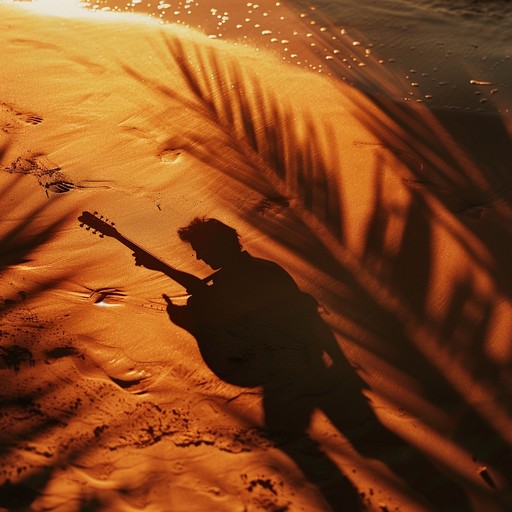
<box><xmin>18</xmin><ymin>0</ymin><xmax>94</xmax><ymax>18</ymax></box>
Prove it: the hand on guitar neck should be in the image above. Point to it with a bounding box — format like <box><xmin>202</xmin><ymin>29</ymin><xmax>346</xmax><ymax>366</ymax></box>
<box><xmin>132</xmin><ymin>250</ymin><xmax>168</xmax><ymax>273</ymax></box>
<box><xmin>132</xmin><ymin>249</ymin><xmax>208</xmax><ymax>294</ymax></box>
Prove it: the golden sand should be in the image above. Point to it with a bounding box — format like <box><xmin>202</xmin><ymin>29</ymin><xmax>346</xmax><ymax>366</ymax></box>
<box><xmin>1</xmin><ymin>2</ymin><xmax>512</xmax><ymax>510</ymax></box>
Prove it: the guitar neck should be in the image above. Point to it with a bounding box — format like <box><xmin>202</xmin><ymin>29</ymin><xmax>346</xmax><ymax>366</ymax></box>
<box><xmin>113</xmin><ymin>232</ymin><xmax>209</xmax><ymax>293</ymax></box>
<box><xmin>113</xmin><ymin>232</ymin><xmax>150</xmax><ymax>258</ymax></box>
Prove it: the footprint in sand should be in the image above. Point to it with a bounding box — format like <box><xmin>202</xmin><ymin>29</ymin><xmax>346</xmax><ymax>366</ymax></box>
<box><xmin>71</xmin><ymin>337</ymin><xmax>152</xmax><ymax>395</ymax></box>
<box><xmin>88</xmin><ymin>288</ymin><xmax>127</xmax><ymax>306</ymax></box>
<box><xmin>0</xmin><ymin>103</ymin><xmax>44</xmax><ymax>133</ymax></box>
<box><xmin>24</xmin><ymin>114</ymin><xmax>43</xmax><ymax>126</ymax></box>
<box><xmin>108</xmin><ymin>375</ymin><xmax>148</xmax><ymax>395</ymax></box>
<box><xmin>2</xmin><ymin>153</ymin><xmax>110</xmax><ymax>196</ymax></box>
<box><xmin>157</xmin><ymin>137</ymin><xmax>191</xmax><ymax>164</ymax></box>
<box><xmin>159</xmin><ymin>148</ymin><xmax>183</xmax><ymax>164</ymax></box>
<box><xmin>1</xmin><ymin>154</ymin><xmax>75</xmax><ymax>195</ymax></box>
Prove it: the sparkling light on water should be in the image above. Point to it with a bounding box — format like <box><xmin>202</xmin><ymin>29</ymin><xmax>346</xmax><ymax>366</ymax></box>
<box><xmin>77</xmin><ymin>0</ymin><xmax>511</xmax><ymax>112</ymax></box>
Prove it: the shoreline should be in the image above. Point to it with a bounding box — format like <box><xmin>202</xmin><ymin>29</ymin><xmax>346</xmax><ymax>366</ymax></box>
<box><xmin>78</xmin><ymin>0</ymin><xmax>512</xmax><ymax>113</ymax></box>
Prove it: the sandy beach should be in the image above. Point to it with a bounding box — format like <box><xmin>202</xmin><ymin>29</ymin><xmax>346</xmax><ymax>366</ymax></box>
<box><xmin>1</xmin><ymin>0</ymin><xmax>512</xmax><ymax>510</ymax></box>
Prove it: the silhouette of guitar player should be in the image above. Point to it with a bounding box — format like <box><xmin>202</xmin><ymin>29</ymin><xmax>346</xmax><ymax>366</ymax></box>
<box><xmin>133</xmin><ymin>218</ymin><xmax>350</xmax><ymax>391</ymax></box>
<box><xmin>132</xmin><ymin>217</ymin><xmax>470</xmax><ymax>511</ymax></box>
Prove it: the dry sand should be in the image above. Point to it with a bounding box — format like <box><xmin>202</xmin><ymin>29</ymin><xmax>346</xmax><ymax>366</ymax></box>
<box><xmin>1</xmin><ymin>1</ymin><xmax>512</xmax><ymax>511</ymax></box>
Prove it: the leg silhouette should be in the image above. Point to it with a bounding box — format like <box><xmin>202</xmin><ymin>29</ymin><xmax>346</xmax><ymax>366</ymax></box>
<box><xmin>263</xmin><ymin>384</ymin><xmax>363</xmax><ymax>511</ymax></box>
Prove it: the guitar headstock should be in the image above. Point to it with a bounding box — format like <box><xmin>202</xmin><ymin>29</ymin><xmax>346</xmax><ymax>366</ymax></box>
<box><xmin>78</xmin><ymin>211</ymin><xmax>118</xmax><ymax>239</ymax></box>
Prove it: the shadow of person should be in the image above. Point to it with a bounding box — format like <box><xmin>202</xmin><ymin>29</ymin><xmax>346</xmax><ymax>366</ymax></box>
<box><xmin>136</xmin><ymin>217</ymin><xmax>470</xmax><ymax>511</ymax></box>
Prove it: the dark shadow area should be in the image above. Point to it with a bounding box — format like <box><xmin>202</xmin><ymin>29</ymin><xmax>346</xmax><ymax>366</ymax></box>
<box><xmin>0</xmin><ymin>147</ymin><xmax>70</xmax><ymax>276</ymax></box>
<box><xmin>351</xmin><ymin>94</ymin><xmax>512</xmax><ymax>394</ymax></box>
<box><xmin>133</xmin><ymin>217</ymin><xmax>471</xmax><ymax>511</ymax></box>
<box><xmin>0</xmin><ymin>467</ymin><xmax>54</xmax><ymax>510</ymax></box>
<box><xmin>349</xmin><ymin>93</ymin><xmax>512</xmax><ymax>498</ymax></box>
<box><xmin>0</xmin><ymin>141</ymin><xmax>77</xmax><ymax>508</ymax></box>
<box><xmin>0</xmin><ymin>150</ymin><xmax>71</xmax><ymax>355</ymax></box>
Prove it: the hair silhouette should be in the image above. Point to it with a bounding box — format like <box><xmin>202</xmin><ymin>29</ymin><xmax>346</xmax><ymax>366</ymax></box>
<box><xmin>178</xmin><ymin>217</ymin><xmax>241</xmax><ymax>250</ymax></box>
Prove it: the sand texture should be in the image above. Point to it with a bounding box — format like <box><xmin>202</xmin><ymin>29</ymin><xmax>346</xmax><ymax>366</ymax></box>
<box><xmin>1</xmin><ymin>2</ymin><xmax>512</xmax><ymax>511</ymax></box>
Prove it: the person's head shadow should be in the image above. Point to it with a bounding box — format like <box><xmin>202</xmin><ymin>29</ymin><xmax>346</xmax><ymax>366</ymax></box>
<box><xmin>177</xmin><ymin>217</ymin><xmax>242</xmax><ymax>270</ymax></box>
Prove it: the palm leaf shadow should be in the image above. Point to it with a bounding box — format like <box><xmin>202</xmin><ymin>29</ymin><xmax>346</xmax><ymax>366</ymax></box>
<box><xmin>0</xmin><ymin>141</ymin><xmax>82</xmax><ymax>506</ymax></box>
<box><xmin>128</xmin><ymin>33</ymin><xmax>467</xmax><ymax>408</ymax></box>
<box><xmin>125</xmin><ymin>36</ymin><xmax>344</xmax><ymax>238</ymax></box>
<box><xmin>0</xmin><ymin>142</ymin><xmax>71</xmax><ymax>359</ymax></box>
<box><xmin>343</xmin><ymin>87</ymin><xmax>512</xmax><ymax>495</ymax></box>
<box><xmin>0</xmin><ymin>193</ymin><xmax>68</xmax><ymax>272</ymax></box>
<box><xmin>353</xmin><ymin>96</ymin><xmax>512</xmax><ymax>280</ymax></box>
<box><xmin>0</xmin><ymin>142</ymin><xmax>67</xmax><ymax>269</ymax></box>
<box><xmin>118</xmin><ymin>35</ymin><xmax>512</xmax><ymax>506</ymax></box>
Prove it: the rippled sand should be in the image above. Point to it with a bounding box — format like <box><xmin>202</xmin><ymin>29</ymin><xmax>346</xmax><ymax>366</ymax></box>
<box><xmin>1</xmin><ymin>1</ymin><xmax>512</xmax><ymax>511</ymax></box>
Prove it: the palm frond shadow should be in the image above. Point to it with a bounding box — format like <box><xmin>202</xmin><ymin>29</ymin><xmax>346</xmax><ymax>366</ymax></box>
<box><xmin>0</xmin><ymin>144</ymin><xmax>72</xmax><ymax>365</ymax></box>
<box><xmin>0</xmin><ymin>200</ymin><xmax>68</xmax><ymax>271</ymax></box>
<box><xmin>0</xmin><ymin>189</ymin><xmax>70</xmax><ymax>313</ymax></box>
<box><xmin>125</xmin><ymin>37</ymin><xmax>344</xmax><ymax>237</ymax></box>
<box><xmin>343</xmin><ymin>93</ymin><xmax>512</xmax><ymax>479</ymax></box>
<box><xmin>351</xmin><ymin>95</ymin><xmax>512</xmax><ymax>361</ymax></box>
<box><xmin>0</xmin><ymin>376</ymin><xmax>164</xmax><ymax>510</ymax></box>
<box><xmin>354</xmin><ymin>95</ymin><xmax>512</xmax><ymax>280</ymax></box>
<box><xmin>0</xmin><ymin>143</ymin><xmax>87</xmax><ymax>508</ymax></box>
<box><xmin>124</xmin><ymin>36</ymin><xmax>512</xmax><ymax>505</ymax></box>
<box><xmin>0</xmin><ymin>145</ymin><xmax>68</xmax><ymax>270</ymax></box>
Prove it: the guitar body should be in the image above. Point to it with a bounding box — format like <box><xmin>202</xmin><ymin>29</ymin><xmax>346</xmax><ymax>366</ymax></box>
<box><xmin>174</xmin><ymin>263</ymin><xmax>323</xmax><ymax>389</ymax></box>
<box><xmin>196</xmin><ymin>330</ymin><xmax>273</xmax><ymax>388</ymax></box>
<box><xmin>167</xmin><ymin>293</ymin><xmax>272</xmax><ymax>388</ymax></box>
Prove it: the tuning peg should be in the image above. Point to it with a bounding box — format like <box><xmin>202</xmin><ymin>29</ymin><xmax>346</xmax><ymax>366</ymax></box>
<box><xmin>92</xmin><ymin>230</ymin><xmax>97</xmax><ymax>234</ymax></box>
<box><xmin>99</xmin><ymin>234</ymin><xmax>104</xmax><ymax>238</ymax></box>
<box><xmin>85</xmin><ymin>226</ymin><xmax>91</xmax><ymax>231</ymax></box>
<box><xmin>79</xmin><ymin>223</ymin><xmax>84</xmax><ymax>228</ymax></box>
<box><xmin>100</xmin><ymin>215</ymin><xmax>104</xmax><ymax>219</ymax></box>
<box><xmin>111</xmin><ymin>222</ymin><xmax>115</xmax><ymax>226</ymax></box>
<box><xmin>94</xmin><ymin>211</ymin><xmax>98</xmax><ymax>215</ymax></box>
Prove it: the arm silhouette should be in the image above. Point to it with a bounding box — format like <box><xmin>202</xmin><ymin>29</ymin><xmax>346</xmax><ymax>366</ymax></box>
<box><xmin>132</xmin><ymin>249</ymin><xmax>208</xmax><ymax>294</ymax></box>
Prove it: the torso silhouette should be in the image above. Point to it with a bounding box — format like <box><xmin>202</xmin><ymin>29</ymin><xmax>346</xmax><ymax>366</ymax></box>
<box><xmin>169</xmin><ymin>251</ymin><xmax>326</xmax><ymax>387</ymax></box>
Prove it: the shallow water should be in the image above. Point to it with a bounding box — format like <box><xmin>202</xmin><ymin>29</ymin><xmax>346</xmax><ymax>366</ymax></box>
<box><xmin>80</xmin><ymin>0</ymin><xmax>512</xmax><ymax>112</ymax></box>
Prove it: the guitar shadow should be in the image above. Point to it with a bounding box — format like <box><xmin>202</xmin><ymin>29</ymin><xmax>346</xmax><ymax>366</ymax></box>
<box><xmin>159</xmin><ymin>218</ymin><xmax>470</xmax><ymax>511</ymax></box>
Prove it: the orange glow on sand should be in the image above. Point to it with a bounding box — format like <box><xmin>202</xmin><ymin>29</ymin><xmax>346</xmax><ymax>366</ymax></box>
<box><xmin>15</xmin><ymin>0</ymin><xmax>93</xmax><ymax>17</ymax></box>
<box><xmin>1</xmin><ymin>1</ymin><xmax>512</xmax><ymax>511</ymax></box>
